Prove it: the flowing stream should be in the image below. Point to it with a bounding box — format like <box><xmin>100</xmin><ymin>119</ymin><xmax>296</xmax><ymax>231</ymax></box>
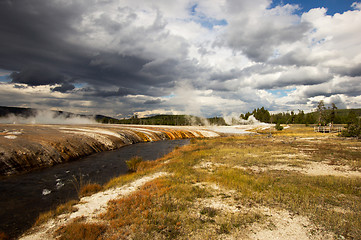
<box><xmin>0</xmin><ymin>139</ymin><xmax>189</xmax><ymax>239</ymax></box>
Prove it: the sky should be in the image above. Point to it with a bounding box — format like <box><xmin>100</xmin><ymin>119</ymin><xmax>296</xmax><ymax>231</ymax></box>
<box><xmin>0</xmin><ymin>0</ymin><xmax>361</xmax><ymax>118</ymax></box>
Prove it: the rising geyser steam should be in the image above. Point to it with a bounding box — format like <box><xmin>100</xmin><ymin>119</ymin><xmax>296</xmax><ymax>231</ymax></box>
<box><xmin>223</xmin><ymin>114</ymin><xmax>262</xmax><ymax>125</ymax></box>
<box><xmin>0</xmin><ymin>110</ymin><xmax>97</xmax><ymax>124</ymax></box>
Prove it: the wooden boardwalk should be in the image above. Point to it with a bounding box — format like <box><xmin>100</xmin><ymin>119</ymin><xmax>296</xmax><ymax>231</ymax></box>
<box><xmin>314</xmin><ymin>126</ymin><xmax>343</xmax><ymax>133</ymax></box>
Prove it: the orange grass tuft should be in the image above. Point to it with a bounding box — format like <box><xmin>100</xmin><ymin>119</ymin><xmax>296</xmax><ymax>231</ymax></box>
<box><xmin>101</xmin><ymin>178</ymin><xmax>183</xmax><ymax>238</ymax></box>
<box><xmin>79</xmin><ymin>183</ymin><xmax>103</xmax><ymax>197</ymax></box>
<box><xmin>55</xmin><ymin>222</ymin><xmax>107</xmax><ymax>240</ymax></box>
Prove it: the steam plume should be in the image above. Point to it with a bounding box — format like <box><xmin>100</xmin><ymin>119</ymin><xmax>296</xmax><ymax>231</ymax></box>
<box><xmin>0</xmin><ymin>110</ymin><xmax>97</xmax><ymax>124</ymax></box>
<box><xmin>223</xmin><ymin>113</ymin><xmax>263</xmax><ymax>126</ymax></box>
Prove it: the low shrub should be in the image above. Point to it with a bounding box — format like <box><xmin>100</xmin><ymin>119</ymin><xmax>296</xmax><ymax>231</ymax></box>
<box><xmin>126</xmin><ymin>156</ymin><xmax>143</xmax><ymax>172</ymax></box>
<box><xmin>200</xmin><ymin>207</ymin><xmax>217</xmax><ymax>218</ymax></box>
<box><xmin>275</xmin><ymin>123</ymin><xmax>284</xmax><ymax>131</ymax></box>
<box><xmin>340</xmin><ymin>123</ymin><xmax>361</xmax><ymax>138</ymax></box>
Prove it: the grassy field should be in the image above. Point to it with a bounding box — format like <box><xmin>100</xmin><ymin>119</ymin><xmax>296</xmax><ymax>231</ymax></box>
<box><xmin>23</xmin><ymin>125</ymin><xmax>361</xmax><ymax>240</ymax></box>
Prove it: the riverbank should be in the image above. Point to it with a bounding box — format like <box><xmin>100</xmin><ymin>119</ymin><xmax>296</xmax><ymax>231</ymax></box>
<box><xmin>17</xmin><ymin>125</ymin><xmax>361</xmax><ymax>240</ymax></box>
<box><xmin>0</xmin><ymin>124</ymin><xmax>224</xmax><ymax>176</ymax></box>
<box><xmin>0</xmin><ymin>139</ymin><xmax>190</xmax><ymax>239</ymax></box>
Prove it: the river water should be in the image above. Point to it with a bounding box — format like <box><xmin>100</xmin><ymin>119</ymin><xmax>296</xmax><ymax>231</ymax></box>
<box><xmin>0</xmin><ymin>139</ymin><xmax>189</xmax><ymax>239</ymax></box>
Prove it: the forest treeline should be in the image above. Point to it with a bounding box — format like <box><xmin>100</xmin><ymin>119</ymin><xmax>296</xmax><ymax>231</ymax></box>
<box><xmin>240</xmin><ymin>102</ymin><xmax>361</xmax><ymax>125</ymax></box>
<box><xmin>241</xmin><ymin>108</ymin><xmax>361</xmax><ymax>125</ymax></box>
<box><xmin>98</xmin><ymin>114</ymin><xmax>227</xmax><ymax>126</ymax></box>
<box><xmin>98</xmin><ymin>101</ymin><xmax>361</xmax><ymax>126</ymax></box>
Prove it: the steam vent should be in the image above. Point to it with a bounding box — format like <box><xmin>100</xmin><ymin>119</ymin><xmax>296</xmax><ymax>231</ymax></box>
<box><xmin>0</xmin><ymin>124</ymin><xmax>220</xmax><ymax>176</ymax></box>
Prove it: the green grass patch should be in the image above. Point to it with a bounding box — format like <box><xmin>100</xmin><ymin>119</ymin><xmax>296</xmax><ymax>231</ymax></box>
<box><xmin>125</xmin><ymin>156</ymin><xmax>143</xmax><ymax>172</ymax></box>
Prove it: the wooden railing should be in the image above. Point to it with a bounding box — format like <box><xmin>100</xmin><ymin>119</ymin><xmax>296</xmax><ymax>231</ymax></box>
<box><xmin>314</xmin><ymin>126</ymin><xmax>343</xmax><ymax>133</ymax></box>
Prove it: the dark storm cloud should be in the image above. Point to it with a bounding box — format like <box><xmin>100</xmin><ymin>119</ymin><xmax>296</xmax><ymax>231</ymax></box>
<box><xmin>0</xmin><ymin>0</ymin><xmax>182</xmax><ymax>97</ymax></box>
<box><xmin>51</xmin><ymin>83</ymin><xmax>75</xmax><ymax>93</ymax></box>
<box><xmin>0</xmin><ymin>0</ymin><xmax>85</xmax><ymax>70</ymax></box>
<box><xmin>89</xmin><ymin>87</ymin><xmax>136</xmax><ymax>98</ymax></box>
<box><xmin>144</xmin><ymin>99</ymin><xmax>164</xmax><ymax>105</ymax></box>
<box><xmin>86</xmin><ymin>53</ymin><xmax>152</xmax><ymax>89</ymax></box>
<box><xmin>141</xmin><ymin>58</ymin><xmax>202</xmax><ymax>81</ymax></box>
<box><xmin>13</xmin><ymin>84</ymin><xmax>28</xmax><ymax>89</ymax></box>
<box><xmin>10</xmin><ymin>66</ymin><xmax>66</xmax><ymax>86</ymax></box>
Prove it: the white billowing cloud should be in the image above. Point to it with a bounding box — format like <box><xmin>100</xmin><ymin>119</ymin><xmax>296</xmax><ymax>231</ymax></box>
<box><xmin>223</xmin><ymin>1</ymin><xmax>310</xmax><ymax>62</ymax></box>
<box><xmin>289</xmin><ymin>76</ymin><xmax>361</xmax><ymax>103</ymax></box>
<box><xmin>72</xmin><ymin>4</ymin><xmax>188</xmax><ymax>61</ymax></box>
<box><xmin>301</xmin><ymin>7</ymin><xmax>361</xmax><ymax>69</ymax></box>
<box><xmin>326</xmin><ymin>95</ymin><xmax>347</xmax><ymax>109</ymax></box>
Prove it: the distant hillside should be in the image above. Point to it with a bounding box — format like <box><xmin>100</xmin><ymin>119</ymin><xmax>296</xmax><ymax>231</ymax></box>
<box><xmin>0</xmin><ymin>106</ymin><xmax>37</xmax><ymax>118</ymax></box>
<box><xmin>0</xmin><ymin>106</ymin><xmax>84</xmax><ymax>118</ymax></box>
<box><xmin>333</xmin><ymin>109</ymin><xmax>361</xmax><ymax>117</ymax></box>
<box><xmin>94</xmin><ymin>114</ymin><xmax>119</xmax><ymax>122</ymax></box>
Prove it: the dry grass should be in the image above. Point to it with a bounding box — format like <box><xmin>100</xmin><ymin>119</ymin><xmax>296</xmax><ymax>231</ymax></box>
<box><xmin>102</xmin><ymin>178</ymin><xmax>184</xmax><ymax>239</ymax></box>
<box><xmin>79</xmin><ymin>183</ymin><xmax>103</xmax><ymax>197</ymax></box>
<box><xmin>35</xmin><ymin>200</ymin><xmax>79</xmax><ymax>226</ymax></box>
<box><xmin>54</xmin><ymin>220</ymin><xmax>106</xmax><ymax>240</ymax></box>
<box><xmin>164</xmin><ymin>126</ymin><xmax>361</xmax><ymax>239</ymax></box>
<box><xmin>104</xmin><ymin>159</ymin><xmax>164</xmax><ymax>189</ymax></box>
<box><xmin>43</xmin><ymin>125</ymin><xmax>361</xmax><ymax>239</ymax></box>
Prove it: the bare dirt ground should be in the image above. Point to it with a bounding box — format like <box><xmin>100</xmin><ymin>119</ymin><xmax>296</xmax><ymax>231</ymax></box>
<box><xmin>192</xmin><ymin>182</ymin><xmax>335</xmax><ymax>240</ymax></box>
<box><xmin>192</xmin><ymin>159</ymin><xmax>358</xmax><ymax>239</ymax></box>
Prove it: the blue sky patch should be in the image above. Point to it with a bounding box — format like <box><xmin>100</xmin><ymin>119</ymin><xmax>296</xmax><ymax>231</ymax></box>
<box><xmin>74</xmin><ymin>83</ymin><xmax>84</xmax><ymax>88</ymax></box>
<box><xmin>270</xmin><ymin>0</ymin><xmax>356</xmax><ymax>15</ymax></box>
<box><xmin>267</xmin><ymin>88</ymin><xmax>295</xmax><ymax>97</ymax></box>
<box><xmin>0</xmin><ymin>75</ymin><xmax>10</xmax><ymax>82</ymax></box>
<box><xmin>162</xmin><ymin>93</ymin><xmax>175</xmax><ymax>99</ymax></box>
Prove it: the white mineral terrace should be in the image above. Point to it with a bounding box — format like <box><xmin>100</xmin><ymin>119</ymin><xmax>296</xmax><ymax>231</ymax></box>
<box><xmin>0</xmin><ymin>123</ymin><xmax>268</xmax><ymax>176</ymax></box>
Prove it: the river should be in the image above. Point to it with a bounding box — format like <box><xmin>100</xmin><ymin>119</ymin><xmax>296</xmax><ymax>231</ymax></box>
<box><xmin>0</xmin><ymin>139</ymin><xmax>189</xmax><ymax>239</ymax></box>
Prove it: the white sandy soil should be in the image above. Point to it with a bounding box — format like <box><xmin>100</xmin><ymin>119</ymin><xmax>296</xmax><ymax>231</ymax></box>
<box><xmin>20</xmin><ymin>172</ymin><xmax>168</xmax><ymax>240</ymax></box>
